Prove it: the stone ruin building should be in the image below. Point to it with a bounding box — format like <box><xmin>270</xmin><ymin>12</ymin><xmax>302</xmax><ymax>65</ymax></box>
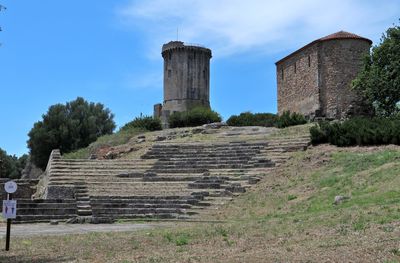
<box><xmin>276</xmin><ymin>31</ymin><xmax>372</xmax><ymax>119</ymax></box>
<box><xmin>154</xmin><ymin>41</ymin><xmax>212</xmax><ymax>127</ymax></box>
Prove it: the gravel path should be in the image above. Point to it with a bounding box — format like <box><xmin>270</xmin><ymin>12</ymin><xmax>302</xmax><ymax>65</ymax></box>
<box><xmin>0</xmin><ymin>223</ymin><xmax>156</xmax><ymax>237</ymax></box>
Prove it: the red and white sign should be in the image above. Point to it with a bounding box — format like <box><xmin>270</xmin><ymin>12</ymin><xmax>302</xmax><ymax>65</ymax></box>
<box><xmin>2</xmin><ymin>200</ymin><xmax>17</xmax><ymax>219</ymax></box>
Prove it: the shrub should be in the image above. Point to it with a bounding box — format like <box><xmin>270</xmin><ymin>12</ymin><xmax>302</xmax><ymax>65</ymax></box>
<box><xmin>227</xmin><ymin>112</ymin><xmax>277</xmax><ymax>127</ymax></box>
<box><xmin>120</xmin><ymin>115</ymin><xmax>162</xmax><ymax>132</ymax></box>
<box><xmin>310</xmin><ymin>117</ymin><xmax>400</xmax><ymax>146</ymax></box>
<box><xmin>275</xmin><ymin>111</ymin><xmax>307</xmax><ymax>128</ymax></box>
<box><xmin>168</xmin><ymin>107</ymin><xmax>221</xmax><ymax>128</ymax></box>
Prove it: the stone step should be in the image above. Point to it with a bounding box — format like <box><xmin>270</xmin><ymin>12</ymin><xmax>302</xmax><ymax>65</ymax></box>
<box><xmin>149</xmin><ymin>143</ymin><xmax>268</xmax><ymax>148</ymax></box>
<box><xmin>52</xmin><ymin>160</ymin><xmax>152</xmax><ymax>165</ymax></box>
<box><xmin>16</xmin><ymin>199</ymin><xmax>76</xmax><ymax>204</ymax></box>
<box><xmin>92</xmin><ymin>207</ymin><xmax>184</xmax><ymax>215</ymax></box>
<box><xmin>90</xmin><ymin>195</ymin><xmax>198</xmax><ymax>201</ymax></box>
<box><xmin>51</xmin><ymin>164</ymin><xmax>151</xmax><ymax>169</ymax></box>
<box><xmin>17</xmin><ymin>203</ymin><xmax>77</xmax><ymax>209</ymax></box>
<box><xmin>78</xmin><ymin>210</ymin><xmax>93</xmax><ymax>216</ymax></box>
<box><xmin>14</xmin><ymin>214</ymin><xmax>76</xmax><ymax>222</ymax></box>
<box><xmin>49</xmin><ymin>170</ymin><xmax>150</xmax><ymax>175</ymax></box>
<box><xmin>142</xmin><ymin>151</ymin><xmax>262</xmax><ymax>157</ymax></box>
<box><xmin>16</xmin><ymin>208</ymin><xmax>77</xmax><ymax>215</ymax></box>
<box><xmin>91</xmin><ymin>203</ymin><xmax>192</xmax><ymax>209</ymax></box>
<box><xmin>90</xmin><ymin>213</ymin><xmax>179</xmax><ymax>219</ymax></box>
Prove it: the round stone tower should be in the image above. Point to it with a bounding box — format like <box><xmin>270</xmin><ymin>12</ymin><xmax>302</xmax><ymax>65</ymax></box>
<box><xmin>155</xmin><ymin>41</ymin><xmax>212</xmax><ymax>127</ymax></box>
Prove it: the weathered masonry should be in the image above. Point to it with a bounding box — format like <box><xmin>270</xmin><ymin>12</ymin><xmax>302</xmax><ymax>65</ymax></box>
<box><xmin>154</xmin><ymin>41</ymin><xmax>212</xmax><ymax>127</ymax></box>
<box><xmin>276</xmin><ymin>31</ymin><xmax>372</xmax><ymax>119</ymax></box>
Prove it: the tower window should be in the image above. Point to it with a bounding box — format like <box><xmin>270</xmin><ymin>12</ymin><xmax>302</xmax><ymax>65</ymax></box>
<box><xmin>294</xmin><ymin>62</ymin><xmax>297</xmax><ymax>73</ymax></box>
<box><xmin>168</xmin><ymin>70</ymin><xmax>171</xmax><ymax>78</ymax></box>
<box><xmin>308</xmin><ymin>55</ymin><xmax>311</xmax><ymax>67</ymax></box>
<box><xmin>281</xmin><ymin>68</ymin><xmax>284</xmax><ymax>80</ymax></box>
<box><xmin>203</xmin><ymin>70</ymin><xmax>206</xmax><ymax>79</ymax></box>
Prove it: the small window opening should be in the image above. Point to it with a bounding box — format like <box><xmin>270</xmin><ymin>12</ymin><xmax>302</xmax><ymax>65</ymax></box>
<box><xmin>168</xmin><ymin>70</ymin><xmax>171</xmax><ymax>78</ymax></box>
<box><xmin>308</xmin><ymin>55</ymin><xmax>311</xmax><ymax>67</ymax></box>
<box><xmin>294</xmin><ymin>62</ymin><xmax>297</xmax><ymax>73</ymax></box>
<box><xmin>281</xmin><ymin>68</ymin><xmax>284</xmax><ymax>80</ymax></box>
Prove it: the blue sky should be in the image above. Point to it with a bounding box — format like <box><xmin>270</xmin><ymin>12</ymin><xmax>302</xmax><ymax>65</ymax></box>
<box><xmin>0</xmin><ymin>0</ymin><xmax>398</xmax><ymax>156</ymax></box>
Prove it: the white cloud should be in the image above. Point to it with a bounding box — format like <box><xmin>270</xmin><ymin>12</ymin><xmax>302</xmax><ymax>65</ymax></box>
<box><xmin>117</xmin><ymin>0</ymin><xmax>399</xmax><ymax>57</ymax></box>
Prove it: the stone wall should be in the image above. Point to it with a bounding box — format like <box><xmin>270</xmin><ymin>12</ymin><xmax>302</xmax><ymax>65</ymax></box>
<box><xmin>277</xmin><ymin>44</ymin><xmax>320</xmax><ymax>118</ymax></box>
<box><xmin>319</xmin><ymin>39</ymin><xmax>370</xmax><ymax>119</ymax></box>
<box><xmin>0</xmin><ymin>179</ymin><xmax>38</xmax><ymax>200</ymax></box>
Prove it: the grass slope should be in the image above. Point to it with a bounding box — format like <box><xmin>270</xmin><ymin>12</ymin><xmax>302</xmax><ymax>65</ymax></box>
<box><xmin>1</xmin><ymin>144</ymin><xmax>400</xmax><ymax>262</ymax></box>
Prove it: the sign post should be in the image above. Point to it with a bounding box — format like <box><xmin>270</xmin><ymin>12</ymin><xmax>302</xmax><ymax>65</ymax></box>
<box><xmin>2</xmin><ymin>180</ymin><xmax>17</xmax><ymax>251</ymax></box>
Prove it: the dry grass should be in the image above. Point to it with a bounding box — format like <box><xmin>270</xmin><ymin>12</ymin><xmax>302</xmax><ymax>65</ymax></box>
<box><xmin>1</xmin><ymin>144</ymin><xmax>400</xmax><ymax>262</ymax></box>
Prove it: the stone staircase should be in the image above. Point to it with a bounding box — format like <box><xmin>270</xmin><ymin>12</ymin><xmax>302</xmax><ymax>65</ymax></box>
<box><xmin>11</xmin><ymin>135</ymin><xmax>310</xmax><ymax>223</ymax></box>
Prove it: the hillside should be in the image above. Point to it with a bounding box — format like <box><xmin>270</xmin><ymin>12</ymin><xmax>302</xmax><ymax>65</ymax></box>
<box><xmin>1</xmin><ymin>124</ymin><xmax>400</xmax><ymax>262</ymax></box>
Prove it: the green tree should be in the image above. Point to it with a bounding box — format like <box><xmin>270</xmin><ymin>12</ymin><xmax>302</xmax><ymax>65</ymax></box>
<box><xmin>352</xmin><ymin>22</ymin><xmax>400</xmax><ymax>116</ymax></box>
<box><xmin>0</xmin><ymin>148</ymin><xmax>27</xmax><ymax>179</ymax></box>
<box><xmin>0</xmin><ymin>148</ymin><xmax>13</xmax><ymax>178</ymax></box>
<box><xmin>28</xmin><ymin>97</ymin><xmax>115</xmax><ymax>169</ymax></box>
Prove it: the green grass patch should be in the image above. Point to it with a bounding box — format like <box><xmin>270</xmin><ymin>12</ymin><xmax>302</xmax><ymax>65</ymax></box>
<box><xmin>162</xmin><ymin>231</ymin><xmax>191</xmax><ymax>246</ymax></box>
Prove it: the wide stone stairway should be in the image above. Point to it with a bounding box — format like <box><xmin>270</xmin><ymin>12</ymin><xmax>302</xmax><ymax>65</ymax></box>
<box><xmin>12</xmin><ymin>135</ymin><xmax>310</xmax><ymax>223</ymax></box>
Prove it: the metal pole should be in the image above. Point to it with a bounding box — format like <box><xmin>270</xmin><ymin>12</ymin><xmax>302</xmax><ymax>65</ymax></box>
<box><xmin>5</xmin><ymin>193</ymin><xmax>12</xmax><ymax>251</ymax></box>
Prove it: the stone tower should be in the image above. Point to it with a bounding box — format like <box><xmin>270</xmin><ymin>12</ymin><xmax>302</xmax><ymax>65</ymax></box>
<box><xmin>154</xmin><ymin>41</ymin><xmax>212</xmax><ymax>127</ymax></box>
<box><xmin>276</xmin><ymin>31</ymin><xmax>372</xmax><ymax>119</ymax></box>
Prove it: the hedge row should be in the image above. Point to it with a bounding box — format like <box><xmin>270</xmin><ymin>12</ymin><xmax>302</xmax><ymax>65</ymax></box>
<box><xmin>227</xmin><ymin>111</ymin><xmax>307</xmax><ymax>128</ymax></box>
<box><xmin>227</xmin><ymin>112</ymin><xmax>277</xmax><ymax>127</ymax></box>
<box><xmin>310</xmin><ymin>117</ymin><xmax>400</xmax><ymax>146</ymax></box>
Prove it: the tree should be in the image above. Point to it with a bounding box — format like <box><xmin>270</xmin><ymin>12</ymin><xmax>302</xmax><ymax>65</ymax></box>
<box><xmin>0</xmin><ymin>148</ymin><xmax>27</xmax><ymax>179</ymax></box>
<box><xmin>28</xmin><ymin>97</ymin><xmax>116</xmax><ymax>169</ymax></box>
<box><xmin>0</xmin><ymin>148</ymin><xmax>13</xmax><ymax>178</ymax></box>
<box><xmin>352</xmin><ymin>22</ymin><xmax>400</xmax><ymax>116</ymax></box>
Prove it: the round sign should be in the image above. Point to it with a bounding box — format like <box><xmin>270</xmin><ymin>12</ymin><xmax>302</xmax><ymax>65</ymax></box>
<box><xmin>4</xmin><ymin>181</ymin><xmax>17</xmax><ymax>193</ymax></box>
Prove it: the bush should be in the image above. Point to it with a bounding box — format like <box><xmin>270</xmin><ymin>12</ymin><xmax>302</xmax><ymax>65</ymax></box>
<box><xmin>227</xmin><ymin>112</ymin><xmax>277</xmax><ymax>127</ymax></box>
<box><xmin>227</xmin><ymin>111</ymin><xmax>306</xmax><ymax>128</ymax></box>
<box><xmin>120</xmin><ymin>115</ymin><xmax>162</xmax><ymax>132</ymax></box>
<box><xmin>169</xmin><ymin>107</ymin><xmax>221</xmax><ymax>128</ymax></box>
<box><xmin>275</xmin><ymin>111</ymin><xmax>307</xmax><ymax>128</ymax></box>
<box><xmin>310</xmin><ymin>117</ymin><xmax>400</xmax><ymax>146</ymax></box>
<box><xmin>28</xmin><ymin>97</ymin><xmax>115</xmax><ymax>169</ymax></box>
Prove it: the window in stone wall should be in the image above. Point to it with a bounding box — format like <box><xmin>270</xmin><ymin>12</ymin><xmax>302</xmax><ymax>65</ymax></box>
<box><xmin>168</xmin><ymin>70</ymin><xmax>172</xmax><ymax>78</ymax></box>
<box><xmin>308</xmin><ymin>55</ymin><xmax>311</xmax><ymax>67</ymax></box>
<box><xmin>281</xmin><ymin>68</ymin><xmax>284</xmax><ymax>80</ymax></box>
<box><xmin>294</xmin><ymin>62</ymin><xmax>297</xmax><ymax>73</ymax></box>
